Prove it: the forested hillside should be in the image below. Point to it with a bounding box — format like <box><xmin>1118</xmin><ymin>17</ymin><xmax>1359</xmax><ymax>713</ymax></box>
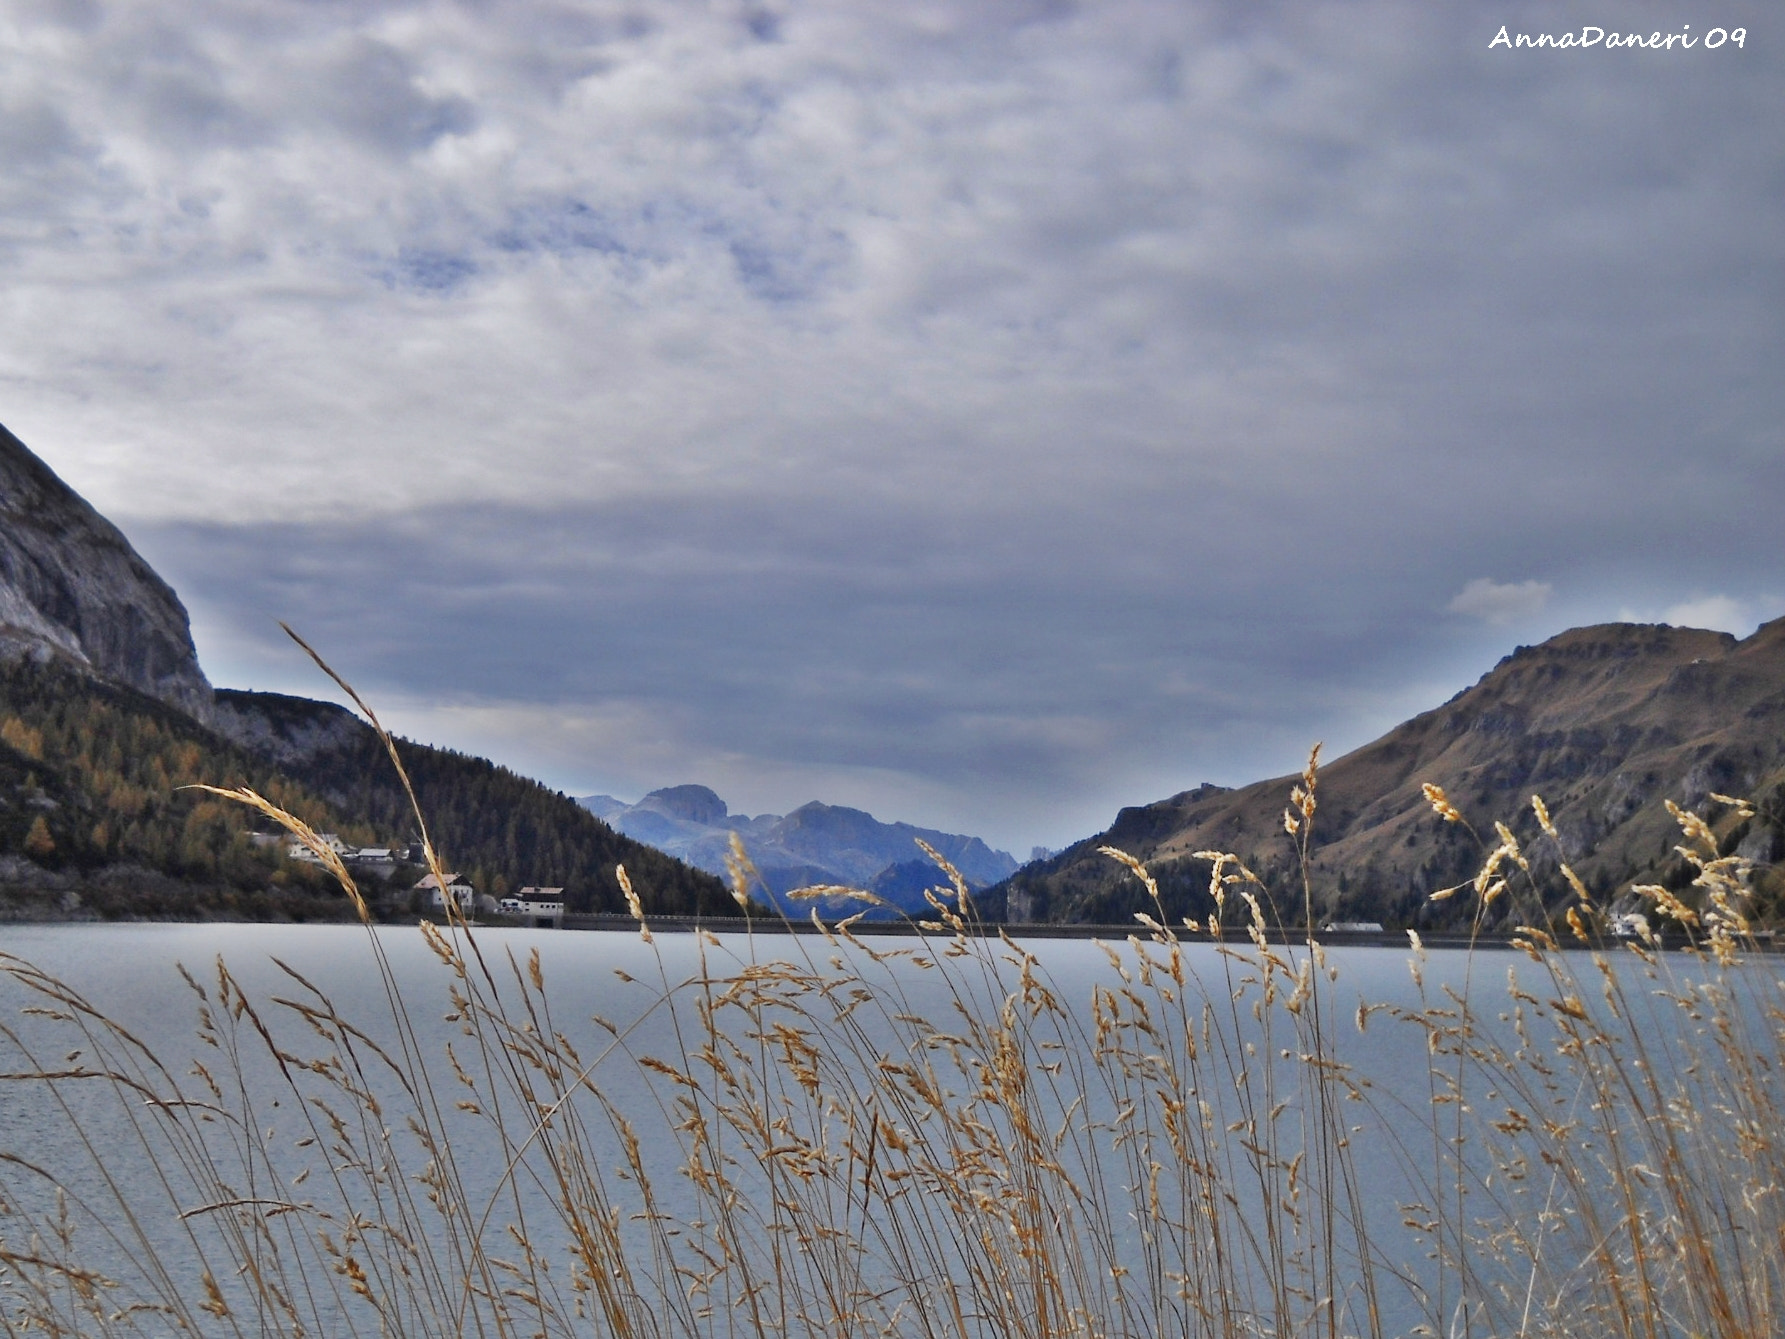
<box><xmin>0</xmin><ymin>660</ymin><xmax>365</xmax><ymax>918</ymax></box>
<box><xmin>0</xmin><ymin>663</ymin><xmax>733</xmax><ymax>920</ymax></box>
<box><xmin>218</xmin><ymin>690</ymin><xmax>733</xmax><ymax>916</ymax></box>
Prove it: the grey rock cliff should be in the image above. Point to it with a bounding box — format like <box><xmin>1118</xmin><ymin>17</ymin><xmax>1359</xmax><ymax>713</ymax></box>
<box><xmin>0</xmin><ymin>422</ymin><xmax>213</xmax><ymax>720</ymax></box>
<box><xmin>210</xmin><ymin>689</ymin><xmax>368</xmax><ymax>767</ymax></box>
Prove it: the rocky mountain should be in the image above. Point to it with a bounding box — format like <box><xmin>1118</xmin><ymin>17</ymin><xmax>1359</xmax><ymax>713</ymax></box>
<box><xmin>0</xmin><ymin>422</ymin><xmax>213</xmax><ymax>721</ymax></box>
<box><xmin>580</xmin><ymin>785</ymin><xmax>1018</xmax><ymax>914</ymax></box>
<box><xmin>0</xmin><ymin>422</ymin><xmax>731</xmax><ymax>921</ymax></box>
<box><xmin>995</xmin><ymin>620</ymin><xmax>1785</xmax><ymax>930</ymax></box>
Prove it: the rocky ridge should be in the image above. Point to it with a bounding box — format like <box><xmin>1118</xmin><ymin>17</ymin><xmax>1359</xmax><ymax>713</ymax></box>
<box><xmin>0</xmin><ymin>422</ymin><xmax>212</xmax><ymax>721</ymax></box>
<box><xmin>996</xmin><ymin>620</ymin><xmax>1785</xmax><ymax>928</ymax></box>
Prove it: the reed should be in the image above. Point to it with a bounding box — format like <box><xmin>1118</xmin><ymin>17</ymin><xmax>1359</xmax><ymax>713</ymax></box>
<box><xmin>0</xmin><ymin>662</ymin><xmax>1778</xmax><ymax>1338</ymax></box>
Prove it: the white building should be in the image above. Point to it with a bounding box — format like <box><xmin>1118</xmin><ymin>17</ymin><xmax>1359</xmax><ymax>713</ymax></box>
<box><xmin>287</xmin><ymin>833</ymin><xmax>351</xmax><ymax>864</ymax></box>
<box><xmin>415</xmin><ymin>871</ymin><xmax>475</xmax><ymax>913</ymax></box>
<box><xmin>506</xmin><ymin>886</ymin><xmax>565</xmax><ymax>926</ymax></box>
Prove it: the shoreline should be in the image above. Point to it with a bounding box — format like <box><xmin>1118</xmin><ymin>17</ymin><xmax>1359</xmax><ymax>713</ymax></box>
<box><xmin>1</xmin><ymin>904</ymin><xmax>1750</xmax><ymax>953</ymax></box>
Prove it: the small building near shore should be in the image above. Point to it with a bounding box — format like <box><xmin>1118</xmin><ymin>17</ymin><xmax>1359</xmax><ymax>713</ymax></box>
<box><xmin>416</xmin><ymin>871</ymin><xmax>475</xmax><ymax>913</ymax></box>
<box><xmin>287</xmin><ymin>833</ymin><xmax>351</xmax><ymax>864</ymax></box>
<box><xmin>508</xmin><ymin>886</ymin><xmax>565</xmax><ymax>927</ymax></box>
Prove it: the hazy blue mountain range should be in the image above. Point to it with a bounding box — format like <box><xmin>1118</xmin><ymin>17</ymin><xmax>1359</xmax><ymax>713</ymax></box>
<box><xmin>579</xmin><ymin>785</ymin><xmax>1019</xmax><ymax>915</ymax></box>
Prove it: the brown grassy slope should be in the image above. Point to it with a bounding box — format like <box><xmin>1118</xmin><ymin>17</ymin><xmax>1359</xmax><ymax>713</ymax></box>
<box><xmin>996</xmin><ymin>619</ymin><xmax>1785</xmax><ymax>929</ymax></box>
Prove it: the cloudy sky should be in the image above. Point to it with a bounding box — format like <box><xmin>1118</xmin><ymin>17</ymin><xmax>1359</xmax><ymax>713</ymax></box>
<box><xmin>2</xmin><ymin>0</ymin><xmax>1779</xmax><ymax>855</ymax></box>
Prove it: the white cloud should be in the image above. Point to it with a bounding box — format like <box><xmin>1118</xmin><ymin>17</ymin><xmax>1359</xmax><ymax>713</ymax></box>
<box><xmin>1611</xmin><ymin>594</ymin><xmax>1785</xmax><ymax>637</ymax></box>
<box><xmin>1447</xmin><ymin>578</ymin><xmax>1552</xmax><ymax>626</ymax></box>
<box><xmin>1663</xmin><ymin>595</ymin><xmax>1751</xmax><ymax>635</ymax></box>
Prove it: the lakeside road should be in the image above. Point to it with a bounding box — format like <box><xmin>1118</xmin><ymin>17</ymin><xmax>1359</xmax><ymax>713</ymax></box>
<box><xmin>557</xmin><ymin>912</ymin><xmax>1746</xmax><ymax>953</ymax></box>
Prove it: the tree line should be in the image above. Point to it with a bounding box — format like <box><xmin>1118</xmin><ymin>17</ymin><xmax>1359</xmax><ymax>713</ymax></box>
<box><xmin>0</xmin><ymin>664</ymin><xmax>733</xmax><ymax>919</ymax></box>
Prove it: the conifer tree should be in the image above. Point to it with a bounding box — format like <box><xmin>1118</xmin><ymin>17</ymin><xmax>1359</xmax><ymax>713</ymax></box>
<box><xmin>23</xmin><ymin>814</ymin><xmax>54</xmax><ymax>859</ymax></box>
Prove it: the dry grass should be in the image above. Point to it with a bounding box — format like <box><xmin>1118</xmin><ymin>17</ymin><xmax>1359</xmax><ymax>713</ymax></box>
<box><xmin>1</xmin><ymin>667</ymin><xmax>1781</xmax><ymax>1338</ymax></box>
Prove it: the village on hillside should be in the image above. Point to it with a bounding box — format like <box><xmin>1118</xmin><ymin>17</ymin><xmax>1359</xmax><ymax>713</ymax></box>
<box><xmin>268</xmin><ymin>832</ymin><xmax>564</xmax><ymax>925</ymax></box>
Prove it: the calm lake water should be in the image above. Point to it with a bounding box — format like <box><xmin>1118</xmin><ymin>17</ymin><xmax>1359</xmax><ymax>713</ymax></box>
<box><xmin>0</xmin><ymin>922</ymin><xmax>1768</xmax><ymax>1337</ymax></box>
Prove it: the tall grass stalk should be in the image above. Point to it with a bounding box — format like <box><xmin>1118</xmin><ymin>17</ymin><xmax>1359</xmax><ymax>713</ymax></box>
<box><xmin>1</xmin><ymin>662</ymin><xmax>1780</xmax><ymax>1338</ymax></box>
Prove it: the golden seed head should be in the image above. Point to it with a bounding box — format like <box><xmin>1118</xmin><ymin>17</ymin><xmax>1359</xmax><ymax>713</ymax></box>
<box><xmin>1531</xmin><ymin>793</ymin><xmax>1558</xmax><ymax>839</ymax></box>
<box><xmin>617</xmin><ymin>864</ymin><xmax>644</xmax><ymax>922</ymax></box>
<box><xmin>1709</xmin><ymin>791</ymin><xmax>1755</xmax><ymax>818</ymax></box>
<box><xmin>1565</xmin><ymin>905</ymin><xmax>1589</xmax><ymax>943</ymax></box>
<box><xmin>1422</xmin><ymin>783</ymin><xmax>1463</xmax><ymax>825</ymax></box>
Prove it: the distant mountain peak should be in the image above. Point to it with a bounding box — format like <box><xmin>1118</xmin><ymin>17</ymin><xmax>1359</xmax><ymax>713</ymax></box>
<box><xmin>638</xmin><ymin>784</ymin><xmax>729</xmax><ymax>826</ymax></box>
<box><xmin>0</xmin><ymin>423</ymin><xmax>212</xmax><ymax>720</ymax></box>
<box><xmin>577</xmin><ymin>786</ymin><xmax>1019</xmax><ymax>914</ymax></box>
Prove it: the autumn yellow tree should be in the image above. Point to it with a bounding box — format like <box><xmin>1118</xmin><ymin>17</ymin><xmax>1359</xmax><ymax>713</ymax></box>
<box><xmin>23</xmin><ymin>814</ymin><xmax>54</xmax><ymax>859</ymax></box>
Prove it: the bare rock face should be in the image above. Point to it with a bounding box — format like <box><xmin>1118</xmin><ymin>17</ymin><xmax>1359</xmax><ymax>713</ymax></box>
<box><xmin>210</xmin><ymin>689</ymin><xmax>367</xmax><ymax>767</ymax></box>
<box><xmin>0</xmin><ymin>422</ymin><xmax>213</xmax><ymax>721</ymax></box>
